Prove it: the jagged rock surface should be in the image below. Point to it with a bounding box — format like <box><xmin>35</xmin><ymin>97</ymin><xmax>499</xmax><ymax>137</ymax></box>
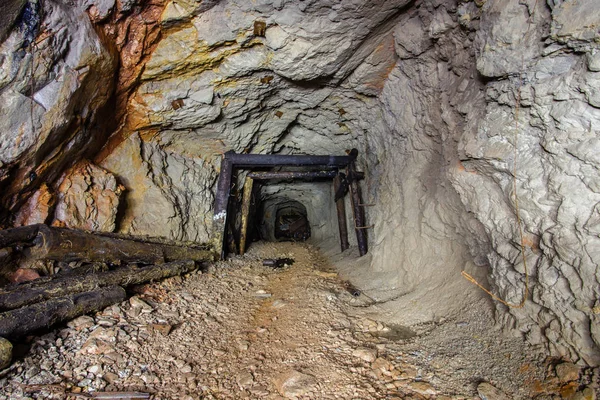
<box><xmin>52</xmin><ymin>161</ymin><xmax>124</xmax><ymax>232</ymax></box>
<box><xmin>1</xmin><ymin>0</ymin><xmax>600</xmax><ymax>366</ymax></box>
<box><xmin>0</xmin><ymin>0</ymin><xmax>116</xmax><ymax>225</ymax></box>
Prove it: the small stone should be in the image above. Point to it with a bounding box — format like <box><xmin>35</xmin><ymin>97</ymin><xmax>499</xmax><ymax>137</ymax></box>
<box><xmin>129</xmin><ymin>296</ymin><xmax>153</xmax><ymax>312</ymax></box>
<box><xmin>407</xmin><ymin>381</ymin><xmax>437</xmax><ymax>395</ymax></box>
<box><xmin>78</xmin><ymin>378</ymin><xmax>92</xmax><ymax>387</ymax></box>
<box><xmin>80</xmin><ymin>338</ymin><xmax>115</xmax><ymax>355</ymax></box>
<box><xmin>236</xmin><ymin>372</ymin><xmax>254</xmax><ymax>388</ymax></box>
<box><xmin>89</xmin><ymin>327</ymin><xmax>117</xmax><ymax>342</ymax></box>
<box><xmin>555</xmin><ymin>362</ymin><xmax>580</xmax><ymax>383</ymax></box>
<box><xmin>152</xmin><ymin>323</ymin><xmax>172</xmax><ymax>336</ymax></box>
<box><xmin>273</xmin><ymin>370</ymin><xmax>317</xmax><ymax>399</ymax></box>
<box><xmin>477</xmin><ymin>382</ymin><xmax>509</xmax><ymax>400</ymax></box>
<box><xmin>254</xmin><ymin>290</ymin><xmax>272</xmax><ymax>299</ymax></box>
<box><xmin>0</xmin><ymin>337</ymin><xmax>12</xmax><ymax>369</ymax></box>
<box><xmin>88</xmin><ymin>365</ymin><xmax>102</xmax><ymax>374</ymax></box>
<box><xmin>103</xmin><ymin>372</ymin><xmax>119</xmax><ymax>384</ymax></box>
<box><xmin>271</xmin><ymin>300</ymin><xmax>286</xmax><ymax>309</ymax></box>
<box><xmin>180</xmin><ymin>364</ymin><xmax>192</xmax><ymax>373</ymax></box>
<box><xmin>569</xmin><ymin>387</ymin><xmax>597</xmax><ymax>400</ymax></box>
<box><xmin>67</xmin><ymin>315</ymin><xmax>95</xmax><ymax>330</ymax></box>
<box><xmin>587</xmin><ymin>50</ymin><xmax>600</xmax><ymax>72</ymax></box>
<box><xmin>8</xmin><ymin>268</ymin><xmax>40</xmax><ymax>283</ymax></box>
<box><xmin>352</xmin><ymin>348</ymin><xmax>377</xmax><ymax>363</ymax></box>
<box><xmin>372</xmin><ymin>358</ymin><xmax>393</xmax><ymax>373</ymax></box>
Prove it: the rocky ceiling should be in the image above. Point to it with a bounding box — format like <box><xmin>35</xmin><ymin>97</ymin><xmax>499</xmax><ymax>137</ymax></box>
<box><xmin>1</xmin><ymin>0</ymin><xmax>600</xmax><ymax>366</ymax></box>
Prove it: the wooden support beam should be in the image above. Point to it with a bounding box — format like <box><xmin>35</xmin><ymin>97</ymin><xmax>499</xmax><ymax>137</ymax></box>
<box><xmin>247</xmin><ymin>171</ymin><xmax>337</xmax><ymax>180</ymax></box>
<box><xmin>333</xmin><ymin>174</ymin><xmax>349</xmax><ymax>252</ymax></box>
<box><xmin>224</xmin><ymin>153</ymin><xmax>353</xmax><ymax>168</ymax></box>
<box><xmin>239</xmin><ymin>177</ymin><xmax>254</xmax><ymax>255</ymax></box>
<box><xmin>348</xmin><ymin>162</ymin><xmax>368</xmax><ymax>256</ymax></box>
<box><xmin>212</xmin><ymin>157</ymin><xmax>234</xmax><ymax>260</ymax></box>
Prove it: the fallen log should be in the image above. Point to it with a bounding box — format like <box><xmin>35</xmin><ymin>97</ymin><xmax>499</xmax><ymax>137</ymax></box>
<box><xmin>12</xmin><ymin>225</ymin><xmax>214</xmax><ymax>264</ymax></box>
<box><xmin>0</xmin><ymin>260</ymin><xmax>196</xmax><ymax>311</ymax></box>
<box><xmin>23</xmin><ymin>225</ymin><xmax>163</xmax><ymax>264</ymax></box>
<box><xmin>0</xmin><ymin>224</ymin><xmax>42</xmax><ymax>249</ymax></box>
<box><xmin>0</xmin><ymin>286</ymin><xmax>126</xmax><ymax>339</ymax></box>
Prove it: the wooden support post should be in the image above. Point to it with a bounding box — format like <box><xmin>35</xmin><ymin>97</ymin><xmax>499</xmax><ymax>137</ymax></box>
<box><xmin>333</xmin><ymin>174</ymin><xmax>349</xmax><ymax>252</ymax></box>
<box><xmin>239</xmin><ymin>177</ymin><xmax>254</xmax><ymax>255</ymax></box>
<box><xmin>212</xmin><ymin>156</ymin><xmax>234</xmax><ymax>260</ymax></box>
<box><xmin>349</xmin><ymin>162</ymin><xmax>368</xmax><ymax>256</ymax></box>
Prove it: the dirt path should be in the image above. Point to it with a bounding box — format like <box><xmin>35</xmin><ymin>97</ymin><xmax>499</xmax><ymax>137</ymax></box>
<box><xmin>0</xmin><ymin>242</ymin><xmax>592</xmax><ymax>399</ymax></box>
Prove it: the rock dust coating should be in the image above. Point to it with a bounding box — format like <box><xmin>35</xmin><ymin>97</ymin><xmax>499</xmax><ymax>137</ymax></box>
<box><xmin>0</xmin><ymin>0</ymin><xmax>600</xmax><ymax>389</ymax></box>
<box><xmin>0</xmin><ymin>243</ymin><xmax>577</xmax><ymax>399</ymax></box>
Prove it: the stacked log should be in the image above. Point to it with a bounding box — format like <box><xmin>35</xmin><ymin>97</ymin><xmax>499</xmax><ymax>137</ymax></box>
<box><xmin>0</xmin><ymin>225</ymin><xmax>214</xmax><ymax>342</ymax></box>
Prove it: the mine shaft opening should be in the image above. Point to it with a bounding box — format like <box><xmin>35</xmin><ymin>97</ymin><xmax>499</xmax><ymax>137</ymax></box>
<box><xmin>258</xmin><ymin>197</ymin><xmax>311</xmax><ymax>243</ymax></box>
<box><xmin>215</xmin><ymin>152</ymin><xmax>368</xmax><ymax>259</ymax></box>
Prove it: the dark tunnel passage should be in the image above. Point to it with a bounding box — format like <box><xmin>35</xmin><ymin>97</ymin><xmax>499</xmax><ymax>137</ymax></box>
<box><xmin>258</xmin><ymin>197</ymin><xmax>310</xmax><ymax>242</ymax></box>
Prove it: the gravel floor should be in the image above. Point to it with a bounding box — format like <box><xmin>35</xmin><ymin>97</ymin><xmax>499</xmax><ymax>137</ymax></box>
<box><xmin>0</xmin><ymin>242</ymin><xmax>596</xmax><ymax>399</ymax></box>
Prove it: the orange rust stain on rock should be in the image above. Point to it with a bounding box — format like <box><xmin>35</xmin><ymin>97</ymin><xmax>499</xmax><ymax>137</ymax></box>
<box><xmin>522</xmin><ymin>235</ymin><xmax>540</xmax><ymax>252</ymax></box>
<box><xmin>14</xmin><ymin>183</ymin><xmax>54</xmax><ymax>227</ymax></box>
<box><xmin>92</xmin><ymin>0</ymin><xmax>168</xmax><ymax>164</ymax></box>
<box><xmin>559</xmin><ymin>382</ymin><xmax>579</xmax><ymax>398</ymax></box>
<box><xmin>359</xmin><ymin>34</ymin><xmax>398</xmax><ymax>93</ymax></box>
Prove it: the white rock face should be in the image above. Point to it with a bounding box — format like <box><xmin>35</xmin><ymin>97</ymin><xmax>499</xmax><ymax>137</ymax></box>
<box><xmin>2</xmin><ymin>0</ymin><xmax>600</xmax><ymax>366</ymax></box>
<box><xmin>96</xmin><ymin>0</ymin><xmax>600</xmax><ymax>365</ymax></box>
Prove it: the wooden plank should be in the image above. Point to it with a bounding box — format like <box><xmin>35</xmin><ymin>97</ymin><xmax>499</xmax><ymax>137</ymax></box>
<box><xmin>23</xmin><ymin>225</ymin><xmax>164</xmax><ymax>264</ymax></box>
<box><xmin>239</xmin><ymin>177</ymin><xmax>254</xmax><ymax>255</ymax></box>
<box><xmin>333</xmin><ymin>175</ymin><xmax>349</xmax><ymax>252</ymax></box>
<box><xmin>0</xmin><ymin>286</ymin><xmax>126</xmax><ymax>339</ymax></box>
<box><xmin>212</xmin><ymin>157</ymin><xmax>234</xmax><ymax>260</ymax></box>
<box><xmin>348</xmin><ymin>162</ymin><xmax>368</xmax><ymax>256</ymax></box>
<box><xmin>0</xmin><ymin>260</ymin><xmax>196</xmax><ymax>311</ymax></box>
<box><xmin>247</xmin><ymin>171</ymin><xmax>337</xmax><ymax>180</ymax></box>
<box><xmin>0</xmin><ymin>224</ymin><xmax>42</xmax><ymax>248</ymax></box>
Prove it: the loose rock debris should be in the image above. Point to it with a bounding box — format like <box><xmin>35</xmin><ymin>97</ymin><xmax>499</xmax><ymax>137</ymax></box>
<box><xmin>0</xmin><ymin>242</ymin><xmax>597</xmax><ymax>399</ymax></box>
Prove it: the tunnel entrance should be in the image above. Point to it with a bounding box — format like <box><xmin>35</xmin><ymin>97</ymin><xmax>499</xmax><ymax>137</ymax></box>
<box><xmin>258</xmin><ymin>198</ymin><xmax>310</xmax><ymax>242</ymax></box>
<box><xmin>211</xmin><ymin>151</ymin><xmax>369</xmax><ymax>259</ymax></box>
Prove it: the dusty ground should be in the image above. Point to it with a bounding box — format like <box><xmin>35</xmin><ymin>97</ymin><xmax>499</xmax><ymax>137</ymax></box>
<box><xmin>0</xmin><ymin>242</ymin><xmax>596</xmax><ymax>399</ymax></box>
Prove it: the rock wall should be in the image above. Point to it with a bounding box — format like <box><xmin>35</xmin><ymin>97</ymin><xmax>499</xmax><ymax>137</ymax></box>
<box><xmin>455</xmin><ymin>0</ymin><xmax>600</xmax><ymax>365</ymax></box>
<box><xmin>0</xmin><ymin>0</ymin><xmax>116</xmax><ymax>225</ymax></box>
<box><xmin>1</xmin><ymin>0</ymin><xmax>600</xmax><ymax>365</ymax></box>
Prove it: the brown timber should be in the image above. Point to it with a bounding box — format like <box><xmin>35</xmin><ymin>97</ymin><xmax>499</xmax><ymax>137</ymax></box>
<box><xmin>348</xmin><ymin>162</ymin><xmax>368</xmax><ymax>256</ymax></box>
<box><xmin>0</xmin><ymin>286</ymin><xmax>126</xmax><ymax>339</ymax></box>
<box><xmin>239</xmin><ymin>177</ymin><xmax>254</xmax><ymax>255</ymax></box>
<box><xmin>333</xmin><ymin>175</ymin><xmax>350</xmax><ymax>252</ymax></box>
<box><xmin>0</xmin><ymin>260</ymin><xmax>196</xmax><ymax>311</ymax></box>
<box><xmin>7</xmin><ymin>225</ymin><xmax>214</xmax><ymax>264</ymax></box>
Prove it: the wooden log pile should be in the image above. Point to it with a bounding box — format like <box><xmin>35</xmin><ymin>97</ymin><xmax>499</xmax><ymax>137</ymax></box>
<box><xmin>0</xmin><ymin>224</ymin><xmax>214</xmax><ymax>340</ymax></box>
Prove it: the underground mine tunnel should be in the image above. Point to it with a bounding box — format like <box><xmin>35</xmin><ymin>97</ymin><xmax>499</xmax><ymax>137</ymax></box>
<box><xmin>0</xmin><ymin>0</ymin><xmax>600</xmax><ymax>398</ymax></box>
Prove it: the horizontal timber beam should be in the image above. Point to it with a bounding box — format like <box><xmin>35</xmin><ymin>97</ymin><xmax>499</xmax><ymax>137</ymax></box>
<box><xmin>247</xmin><ymin>171</ymin><xmax>338</xmax><ymax>180</ymax></box>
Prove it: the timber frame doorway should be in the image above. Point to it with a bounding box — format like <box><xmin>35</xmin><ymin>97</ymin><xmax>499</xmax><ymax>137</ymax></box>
<box><xmin>211</xmin><ymin>151</ymin><xmax>368</xmax><ymax>260</ymax></box>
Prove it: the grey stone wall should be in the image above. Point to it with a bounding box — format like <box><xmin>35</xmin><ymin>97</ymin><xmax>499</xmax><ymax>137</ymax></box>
<box><xmin>1</xmin><ymin>0</ymin><xmax>600</xmax><ymax>365</ymax></box>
